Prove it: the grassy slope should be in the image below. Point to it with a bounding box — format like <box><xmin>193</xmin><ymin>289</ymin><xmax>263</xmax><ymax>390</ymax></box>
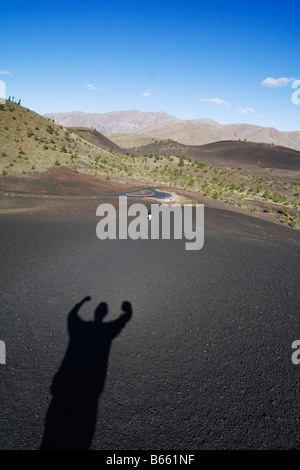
<box><xmin>0</xmin><ymin>101</ymin><xmax>147</xmax><ymax>182</ymax></box>
<box><xmin>0</xmin><ymin>101</ymin><xmax>108</xmax><ymax>175</ymax></box>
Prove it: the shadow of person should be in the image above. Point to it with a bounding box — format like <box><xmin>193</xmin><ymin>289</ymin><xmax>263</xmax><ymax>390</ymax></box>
<box><xmin>40</xmin><ymin>297</ymin><xmax>132</xmax><ymax>450</ymax></box>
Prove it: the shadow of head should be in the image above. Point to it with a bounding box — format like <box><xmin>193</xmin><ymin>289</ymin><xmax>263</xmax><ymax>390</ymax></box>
<box><xmin>94</xmin><ymin>302</ymin><xmax>108</xmax><ymax>323</ymax></box>
<box><xmin>121</xmin><ymin>301</ymin><xmax>132</xmax><ymax>315</ymax></box>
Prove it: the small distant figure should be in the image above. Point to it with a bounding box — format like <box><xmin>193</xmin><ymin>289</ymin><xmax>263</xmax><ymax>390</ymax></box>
<box><xmin>0</xmin><ymin>340</ymin><xmax>6</xmax><ymax>364</ymax></box>
<box><xmin>148</xmin><ymin>209</ymin><xmax>152</xmax><ymax>221</ymax></box>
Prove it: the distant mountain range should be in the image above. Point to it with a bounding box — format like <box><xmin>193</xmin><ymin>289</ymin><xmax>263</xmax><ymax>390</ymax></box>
<box><xmin>45</xmin><ymin>110</ymin><xmax>300</xmax><ymax>151</ymax></box>
<box><xmin>45</xmin><ymin>110</ymin><xmax>176</xmax><ymax>133</ymax></box>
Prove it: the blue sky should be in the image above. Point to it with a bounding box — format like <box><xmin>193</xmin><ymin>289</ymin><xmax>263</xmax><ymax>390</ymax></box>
<box><xmin>0</xmin><ymin>0</ymin><xmax>299</xmax><ymax>131</ymax></box>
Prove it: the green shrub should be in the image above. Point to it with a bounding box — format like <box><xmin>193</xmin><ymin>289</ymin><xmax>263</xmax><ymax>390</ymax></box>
<box><xmin>272</xmin><ymin>192</ymin><xmax>285</xmax><ymax>203</ymax></box>
<box><xmin>46</xmin><ymin>125</ymin><xmax>54</xmax><ymax>134</ymax></box>
<box><xmin>263</xmin><ymin>191</ymin><xmax>271</xmax><ymax>200</ymax></box>
<box><xmin>281</xmin><ymin>207</ymin><xmax>289</xmax><ymax>217</ymax></box>
<box><xmin>290</xmin><ymin>218</ymin><xmax>298</xmax><ymax>228</ymax></box>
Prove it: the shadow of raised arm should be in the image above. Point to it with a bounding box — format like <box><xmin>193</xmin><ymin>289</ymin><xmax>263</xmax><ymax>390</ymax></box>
<box><xmin>68</xmin><ymin>296</ymin><xmax>91</xmax><ymax>332</ymax></box>
<box><xmin>110</xmin><ymin>301</ymin><xmax>132</xmax><ymax>338</ymax></box>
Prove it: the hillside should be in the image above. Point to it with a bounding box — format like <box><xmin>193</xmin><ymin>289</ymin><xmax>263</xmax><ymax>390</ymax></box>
<box><xmin>103</xmin><ymin>133</ymin><xmax>158</xmax><ymax>148</ymax></box>
<box><xmin>1</xmin><ymin>102</ymin><xmax>299</xmax><ymax>228</ymax></box>
<box><xmin>225</xmin><ymin>123</ymin><xmax>300</xmax><ymax>151</ymax></box>
<box><xmin>0</xmin><ymin>101</ymin><xmax>115</xmax><ymax>176</ymax></box>
<box><xmin>191</xmin><ymin>141</ymin><xmax>300</xmax><ymax>171</ymax></box>
<box><xmin>134</xmin><ymin>140</ymin><xmax>300</xmax><ymax>172</ymax></box>
<box><xmin>132</xmin><ymin>119</ymin><xmax>235</xmax><ymax>145</ymax></box>
<box><xmin>0</xmin><ymin>101</ymin><xmax>154</xmax><ymax>186</ymax></box>
<box><xmin>68</xmin><ymin>127</ymin><xmax>124</xmax><ymax>154</ymax></box>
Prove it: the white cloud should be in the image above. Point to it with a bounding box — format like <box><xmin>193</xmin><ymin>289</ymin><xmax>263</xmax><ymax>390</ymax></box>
<box><xmin>201</xmin><ymin>97</ymin><xmax>230</xmax><ymax>106</ymax></box>
<box><xmin>141</xmin><ymin>91</ymin><xmax>152</xmax><ymax>98</ymax></box>
<box><xmin>86</xmin><ymin>84</ymin><xmax>98</xmax><ymax>91</ymax></box>
<box><xmin>261</xmin><ymin>77</ymin><xmax>294</xmax><ymax>88</ymax></box>
<box><xmin>238</xmin><ymin>107</ymin><xmax>255</xmax><ymax>115</ymax></box>
<box><xmin>0</xmin><ymin>69</ymin><xmax>11</xmax><ymax>76</ymax></box>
